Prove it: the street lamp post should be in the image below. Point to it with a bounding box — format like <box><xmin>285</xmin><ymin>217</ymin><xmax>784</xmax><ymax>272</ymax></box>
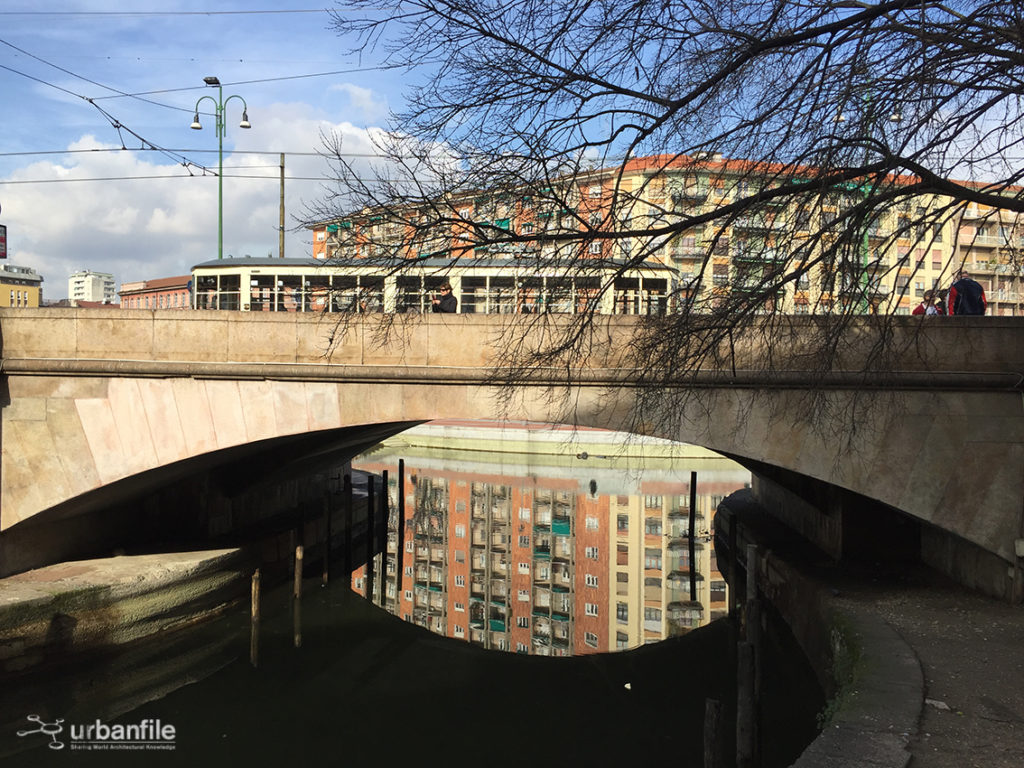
<box><xmin>191</xmin><ymin>76</ymin><xmax>251</xmax><ymax>260</ymax></box>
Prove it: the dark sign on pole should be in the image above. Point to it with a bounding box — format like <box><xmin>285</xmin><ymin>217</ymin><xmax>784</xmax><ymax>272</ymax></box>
<box><xmin>0</xmin><ymin>224</ymin><xmax>7</xmax><ymax>259</ymax></box>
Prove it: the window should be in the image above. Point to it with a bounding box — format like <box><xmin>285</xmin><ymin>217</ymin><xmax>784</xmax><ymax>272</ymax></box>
<box><xmin>585</xmin><ymin>603</ymin><xmax>599</xmax><ymax>617</ymax></box>
<box><xmin>519</xmin><ymin>535</ymin><xmax>530</xmax><ymax>547</ymax></box>
<box><xmin>588</xmin><ymin>185</ymin><xmax>602</xmax><ymax>198</ymax></box>
<box><xmin>454</xmin><ymin>602</ymin><xmax>465</xmax><ymax>612</ymax></box>
<box><xmin>585</xmin><ymin>574</ymin><xmax>599</xmax><ymax>588</ymax></box>
<box><xmin>585</xmin><ymin>516</ymin><xmax>599</xmax><ymax>531</ymax></box>
<box><xmin>406</xmin><ymin>541</ymin><xmax>414</xmax><ymax>553</ymax></box>
<box><xmin>617</xmin><ymin>514</ymin><xmax>629</xmax><ymax>532</ymax></box>
<box><xmin>517</xmin><ymin>616</ymin><xmax>530</xmax><ymax>628</ymax></box>
<box><xmin>585</xmin><ymin>632</ymin><xmax>599</xmax><ymax>648</ymax></box>
<box><xmin>644</xmin><ymin>607</ymin><xmax>662</xmax><ymax>622</ymax></box>
<box><xmin>454</xmin><ymin>625</ymin><xmax>465</xmax><ymax>637</ymax></box>
<box><xmin>518</xmin><ymin>562</ymin><xmax>530</xmax><ymax>574</ymax></box>
<box><xmin>518</xmin><ymin>589</ymin><xmax>530</xmax><ymax>602</ymax></box>
<box><xmin>519</xmin><ymin>507</ymin><xmax>531</xmax><ymax>521</ymax></box>
<box><xmin>617</xmin><ymin>544</ymin><xmax>628</xmax><ymax>566</ymax></box>
<box><xmin>616</xmin><ymin>631</ymin><xmax>629</xmax><ymax>650</ymax></box>
<box><xmin>616</xmin><ymin>603</ymin><xmax>628</xmax><ymax>623</ymax></box>
<box><xmin>455</xmin><ymin>574</ymin><xmax>465</xmax><ymax>587</ymax></box>
<box><xmin>644</xmin><ymin>548</ymin><xmax>662</xmax><ymax>570</ymax></box>
<box><xmin>455</xmin><ymin>524</ymin><xmax>466</xmax><ymax>538</ymax></box>
<box><xmin>404</xmin><ymin>590</ymin><xmax>413</xmax><ymax>601</ymax></box>
<box><xmin>455</xmin><ymin>549</ymin><xmax>466</xmax><ymax>563</ymax></box>
<box><xmin>711</xmin><ymin>581</ymin><xmax>727</xmax><ymax>604</ymax></box>
<box><xmin>644</xmin><ymin>517</ymin><xmax>663</xmax><ymax>536</ymax></box>
<box><xmin>404</xmin><ymin>566</ymin><xmax>413</xmax><ymax>577</ymax></box>
<box><xmin>516</xmin><ymin>642</ymin><xmax>530</xmax><ymax>653</ymax></box>
<box><xmin>588</xmin><ymin>242</ymin><xmax>602</xmax><ymax>254</ymax></box>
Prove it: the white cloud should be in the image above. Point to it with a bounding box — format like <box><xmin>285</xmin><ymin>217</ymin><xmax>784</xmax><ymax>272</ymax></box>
<box><xmin>0</xmin><ymin>104</ymin><xmax>394</xmax><ymax>298</ymax></box>
<box><xmin>329</xmin><ymin>83</ymin><xmax>390</xmax><ymax>123</ymax></box>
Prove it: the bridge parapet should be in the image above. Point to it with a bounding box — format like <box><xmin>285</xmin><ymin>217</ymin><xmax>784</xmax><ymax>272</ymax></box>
<box><xmin>1</xmin><ymin>309</ymin><xmax>1021</xmax><ymax>382</ymax></box>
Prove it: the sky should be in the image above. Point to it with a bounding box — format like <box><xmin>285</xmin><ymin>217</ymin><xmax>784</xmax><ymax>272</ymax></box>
<box><xmin>0</xmin><ymin>2</ymin><xmax>408</xmax><ymax>299</ymax></box>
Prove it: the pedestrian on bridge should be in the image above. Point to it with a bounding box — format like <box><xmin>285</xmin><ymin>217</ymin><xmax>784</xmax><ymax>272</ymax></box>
<box><xmin>432</xmin><ymin>283</ymin><xmax>458</xmax><ymax>313</ymax></box>
<box><xmin>948</xmin><ymin>270</ymin><xmax>987</xmax><ymax>315</ymax></box>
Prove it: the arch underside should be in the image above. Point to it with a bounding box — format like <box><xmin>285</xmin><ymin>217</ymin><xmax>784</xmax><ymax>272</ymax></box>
<box><xmin>4</xmin><ymin>374</ymin><xmax>1020</xmax><ymax>572</ymax></box>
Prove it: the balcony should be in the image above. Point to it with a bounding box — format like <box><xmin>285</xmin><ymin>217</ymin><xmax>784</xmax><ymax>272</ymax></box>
<box><xmin>669</xmin><ymin>185</ymin><xmax>709</xmax><ymax>204</ymax></box>
<box><xmin>959</xmin><ymin>233</ymin><xmax>1000</xmax><ymax>247</ymax></box>
<box><xmin>731</xmin><ymin>214</ymin><xmax>775</xmax><ymax>232</ymax></box>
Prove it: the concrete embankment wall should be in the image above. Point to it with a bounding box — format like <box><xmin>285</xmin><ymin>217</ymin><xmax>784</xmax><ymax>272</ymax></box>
<box><xmin>718</xmin><ymin>489</ymin><xmax>923</xmax><ymax>768</ymax></box>
<box><xmin>0</xmin><ymin>550</ymin><xmax>253</xmax><ymax>676</ymax></box>
<box><xmin>0</xmin><ymin>472</ymin><xmax>377</xmax><ymax>677</ymax></box>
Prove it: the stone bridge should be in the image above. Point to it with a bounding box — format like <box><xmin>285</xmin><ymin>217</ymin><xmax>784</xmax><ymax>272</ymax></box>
<box><xmin>1</xmin><ymin>309</ymin><xmax>1021</xmax><ymax>598</ymax></box>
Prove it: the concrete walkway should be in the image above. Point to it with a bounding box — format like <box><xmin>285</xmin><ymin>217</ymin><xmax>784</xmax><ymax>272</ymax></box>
<box><xmin>722</xmin><ymin>488</ymin><xmax>1023</xmax><ymax>768</ymax></box>
<box><xmin>831</xmin><ymin>569</ymin><xmax>1024</xmax><ymax>768</ymax></box>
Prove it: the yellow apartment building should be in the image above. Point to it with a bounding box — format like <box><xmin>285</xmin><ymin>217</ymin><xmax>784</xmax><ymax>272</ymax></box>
<box><xmin>0</xmin><ymin>264</ymin><xmax>43</xmax><ymax>308</ymax></box>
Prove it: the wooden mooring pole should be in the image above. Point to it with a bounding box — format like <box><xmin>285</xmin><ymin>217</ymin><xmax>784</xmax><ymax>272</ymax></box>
<box><xmin>322</xmin><ymin>490</ymin><xmax>331</xmax><ymax>586</ymax></box>
<box><xmin>689</xmin><ymin>470</ymin><xmax>698</xmax><ymax>602</ymax></box>
<box><xmin>379</xmin><ymin>469</ymin><xmax>389</xmax><ymax>605</ymax></box>
<box><xmin>366</xmin><ymin>476</ymin><xmax>375</xmax><ymax>601</ymax></box>
<box><xmin>736</xmin><ymin>543</ymin><xmax>761</xmax><ymax>768</ymax></box>
<box><xmin>396</xmin><ymin>460</ymin><xmax>405</xmax><ymax>604</ymax></box>
<box><xmin>293</xmin><ymin>545</ymin><xmax>304</xmax><ymax>600</ymax></box>
<box><xmin>249</xmin><ymin>568</ymin><xmax>261</xmax><ymax>668</ymax></box>
<box><xmin>704</xmin><ymin>698</ymin><xmax>722</xmax><ymax>768</ymax></box>
<box><xmin>343</xmin><ymin>474</ymin><xmax>353</xmax><ymax>585</ymax></box>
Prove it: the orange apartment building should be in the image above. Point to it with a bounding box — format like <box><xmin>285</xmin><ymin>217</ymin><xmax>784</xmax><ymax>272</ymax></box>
<box><xmin>308</xmin><ymin>154</ymin><xmax>1024</xmax><ymax>317</ymax></box>
<box><xmin>350</xmin><ymin>455</ymin><xmax>742</xmax><ymax>656</ymax></box>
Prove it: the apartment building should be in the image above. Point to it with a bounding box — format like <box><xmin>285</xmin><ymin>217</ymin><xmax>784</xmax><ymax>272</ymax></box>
<box><xmin>0</xmin><ymin>263</ymin><xmax>43</xmax><ymax>308</ymax></box>
<box><xmin>68</xmin><ymin>270</ymin><xmax>116</xmax><ymax>305</ymax></box>
<box><xmin>119</xmin><ymin>275</ymin><xmax>191</xmax><ymax>310</ymax></box>
<box><xmin>352</xmin><ymin>456</ymin><xmax>740</xmax><ymax>656</ymax></box>
<box><xmin>309</xmin><ymin>154</ymin><xmax>1023</xmax><ymax>316</ymax></box>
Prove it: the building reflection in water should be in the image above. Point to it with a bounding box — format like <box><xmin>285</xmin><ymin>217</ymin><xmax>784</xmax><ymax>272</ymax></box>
<box><xmin>350</xmin><ymin>421</ymin><xmax>750</xmax><ymax>657</ymax></box>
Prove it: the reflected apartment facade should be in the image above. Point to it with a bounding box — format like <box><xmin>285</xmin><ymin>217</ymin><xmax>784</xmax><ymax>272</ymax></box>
<box><xmin>351</xmin><ymin>459</ymin><xmax>743</xmax><ymax>656</ymax></box>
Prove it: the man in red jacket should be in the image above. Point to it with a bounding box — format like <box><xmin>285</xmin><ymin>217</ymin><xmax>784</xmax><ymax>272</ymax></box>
<box><xmin>947</xmin><ymin>270</ymin><xmax>987</xmax><ymax>315</ymax></box>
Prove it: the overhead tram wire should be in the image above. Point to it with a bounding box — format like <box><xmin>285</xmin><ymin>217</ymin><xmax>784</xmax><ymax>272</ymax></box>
<box><xmin>0</xmin><ymin>174</ymin><xmax>427</xmax><ymax>185</ymax></box>
<box><xmin>0</xmin><ymin>38</ymin><xmax>189</xmax><ymax>114</ymax></box>
<box><xmin>0</xmin><ymin>38</ymin><xmax>402</xmax><ymax>173</ymax></box>
<box><xmin>0</xmin><ymin>9</ymin><xmax>329</xmax><ymax>16</ymax></box>
<box><xmin>88</xmin><ymin>65</ymin><xmax>406</xmax><ymax>102</ymax></box>
<box><xmin>0</xmin><ymin>149</ymin><xmax>425</xmax><ymax>159</ymax></box>
<box><xmin>0</xmin><ymin>53</ymin><xmax>211</xmax><ymax>174</ymax></box>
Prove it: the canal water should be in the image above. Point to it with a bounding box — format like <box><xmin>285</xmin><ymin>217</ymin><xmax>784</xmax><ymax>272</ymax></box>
<box><xmin>1</xmin><ymin>423</ymin><xmax>823</xmax><ymax>767</ymax></box>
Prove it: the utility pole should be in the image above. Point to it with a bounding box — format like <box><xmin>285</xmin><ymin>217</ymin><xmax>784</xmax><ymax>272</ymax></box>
<box><xmin>279</xmin><ymin>153</ymin><xmax>286</xmax><ymax>258</ymax></box>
